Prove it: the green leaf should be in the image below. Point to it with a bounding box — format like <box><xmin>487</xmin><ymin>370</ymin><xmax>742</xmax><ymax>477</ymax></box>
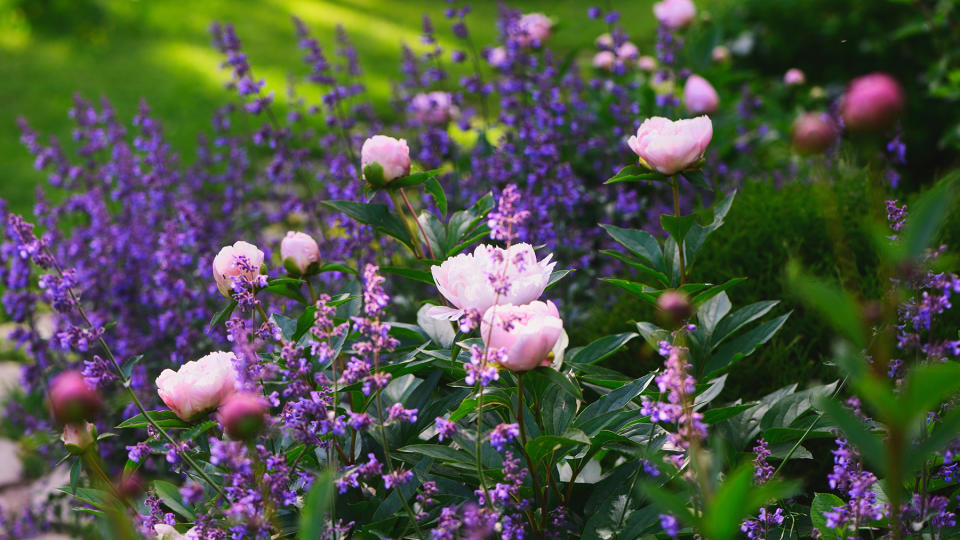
<box><xmin>449</xmin><ymin>398</ymin><xmax>477</xmax><ymax>422</ymax></box>
<box><xmin>600</xmin><ymin>224</ymin><xmax>665</xmax><ymax>271</ymax></box>
<box><xmin>390</xmin><ymin>169</ymin><xmax>440</xmax><ymax>188</ymax></box>
<box><xmin>153</xmin><ymin>480</ymin><xmax>195</xmax><ymax>520</ymax></box>
<box><xmin>424</xmin><ymin>176</ymin><xmax>447</xmax><ymax>217</ymax></box>
<box><xmin>701</xmin><ymin>313</ymin><xmax>790</xmax><ymax>378</ymax></box>
<box><xmin>910</xmin><ymin>406</ymin><xmax>960</xmax><ymax>471</ymax></box>
<box><xmin>599</xmin><ymin>278</ymin><xmax>658</xmax><ymax>304</ymax></box>
<box><xmin>575</xmin><ymin>374</ymin><xmax>653</xmax><ymax>429</ymax></box>
<box><xmin>264</xmin><ymin>278</ymin><xmax>306</xmax><ymax>304</ymax></box>
<box><xmin>703</xmin><ymin>403</ymin><xmax>756</xmax><ymax>424</ymax></box>
<box><xmin>901</xmin><ymin>362</ymin><xmax>960</xmax><ymax>423</ymax></box>
<box><xmin>532</xmin><ymin>366</ymin><xmax>582</xmax><ymax>399</ymax></box>
<box><xmin>684</xmin><ymin>190</ymin><xmax>736</xmax><ymax>268</ymax></box>
<box><xmin>321</xmin><ymin>200</ymin><xmax>414</xmax><ymax>252</ymax></box>
<box><xmin>208</xmin><ymin>300</ymin><xmax>237</xmax><ymax>331</ymax></box>
<box><xmin>381</xmin><ymin>266</ymin><xmax>435</xmax><ymax>284</ymax></box>
<box><xmin>272</xmin><ymin>313</ymin><xmax>297</xmax><ymax>341</ymax></box>
<box><xmin>810</xmin><ymin>492</ymin><xmax>846</xmax><ymax>540</ymax></box>
<box><xmin>604</xmin><ymin>164</ymin><xmax>667</xmax><ymax>184</ymax></box>
<box><xmin>546</xmin><ymin>269</ymin><xmax>575</xmax><ymax>291</ymax></box>
<box><xmin>899</xmin><ymin>174</ymin><xmax>957</xmax><ymax>261</ymax></box>
<box><xmin>568</xmin><ymin>333</ymin><xmax>638</xmax><ymax>366</ymax></box>
<box><xmin>691</xmin><ymin>277</ymin><xmax>746</xmax><ymax>306</ymax></box>
<box><xmin>316</xmin><ymin>262</ymin><xmax>358</xmax><ymax>275</ymax></box>
<box><xmin>681</xmin><ymin>169</ymin><xmax>712</xmax><ymax>190</ymax></box>
<box><xmin>116</xmin><ymin>410</ymin><xmax>190</xmax><ymax>430</ymax></box>
<box><xmin>702</xmin><ymin>463</ymin><xmax>754</xmax><ymax>540</ymax></box>
<box><xmin>660</xmin><ymin>214</ymin><xmax>698</xmax><ymax>246</ymax></box>
<box><xmin>298</xmin><ymin>470</ymin><xmax>334</xmax><ymax>540</ymax></box>
<box><xmin>711</xmin><ymin>301</ymin><xmax>780</xmax><ymax>349</ymax></box>
<box><xmin>397</xmin><ymin>444</ymin><xmax>473</xmax><ymax>464</ymax></box>
<box><xmin>525</xmin><ymin>434</ymin><xmax>587</xmax><ymax>466</ymax></box>
<box><xmin>600</xmin><ymin>249</ymin><xmax>669</xmax><ymax>288</ymax></box>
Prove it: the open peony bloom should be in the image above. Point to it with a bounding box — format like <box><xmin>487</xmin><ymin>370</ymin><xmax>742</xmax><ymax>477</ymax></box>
<box><xmin>411</xmin><ymin>91</ymin><xmax>459</xmax><ymax>125</ymax></box>
<box><xmin>784</xmin><ymin>68</ymin><xmax>805</xmax><ymax>86</ymax></box>
<box><xmin>513</xmin><ymin>13</ymin><xmax>551</xmax><ymax>47</ymax></box>
<box><xmin>653</xmin><ymin>0</ymin><xmax>696</xmax><ymax>29</ymax></box>
<box><xmin>212</xmin><ymin>241</ymin><xmax>264</xmax><ymax>297</ymax></box>
<box><xmin>156</xmin><ymin>351</ymin><xmax>239</xmax><ymax>421</ymax></box>
<box><xmin>683</xmin><ymin>75</ymin><xmax>719</xmax><ymax>115</ymax></box>
<box><xmin>628</xmin><ymin>116</ymin><xmax>713</xmax><ymax>175</ymax></box>
<box><xmin>361</xmin><ymin>135</ymin><xmax>411</xmax><ymax>185</ymax></box>
<box><xmin>481</xmin><ymin>301</ymin><xmax>565</xmax><ymax>372</ymax></box>
<box><xmin>841</xmin><ymin>72</ymin><xmax>905</xmax><ymax>133</ymax></box>
<box><xmin>281</xmin><ymin>231</ymin><xmax>320</xmax><ymax>275</ymax></box>
<box><xmin>592</xmin><ymin>51</ymin><xmax>616</xmax><ymax>71</ymax></box>
<box><xmin>430</xmin><ymin>243</ymin><xmax>555</xmax><ymax>320</ymax></box>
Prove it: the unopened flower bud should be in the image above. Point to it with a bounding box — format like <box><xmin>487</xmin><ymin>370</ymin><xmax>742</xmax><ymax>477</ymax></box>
<box><xmin>49</xmin><ymin>370</ymin><xmax>102</xmax><ymax>425</ymax></box>
<box><xmin>783</xmin><ymin>68</ymin><xmax>805</xmax><ymax>86</ymax></box>
<box><xmin>281</xmin><ymin>231</ymin><xmax>320</xmax><ymax>276</ymax></box>
<box><xmin>656</xmin><ymin>290</ymin><xmax>694</xmax><ymax>326</ymax></box>
<box><xmin>117</xmin><ymin>472</ymin><xmax>144</xmax><ymax>500</ymax></box>
<box><xmin>791</xmin><ymin>112</ymin><xmax>838</xmax><ymax>154</ymax></box>
<box><xmin>220</xmin><ymin>392</ymin><xmax>267</xmax><ymax>440</ymax></box>
<box><xmin>61</xmin><ymin>421</ymin><xmax>97</xmax><ymax>454</ymax></box>
<box><xmin>842</xmin><ymin>72</ymin><xmax>905</xmax><ymax>133</ymax></box>
<box><xmin>361</xmin><ymin>135</ymin><xmax>410</xmax><ymax>187</ymax></box>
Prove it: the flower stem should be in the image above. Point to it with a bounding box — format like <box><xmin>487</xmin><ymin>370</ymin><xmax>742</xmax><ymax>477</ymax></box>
<box><xmin>671</xmin><ymin>175</ymin><xmax>686</xmax><ymax>284</ymax></box>
<box><xmin>400</xmin><ymin>187</ymin><xmax>436</xmax><ymax>260</ymax></box>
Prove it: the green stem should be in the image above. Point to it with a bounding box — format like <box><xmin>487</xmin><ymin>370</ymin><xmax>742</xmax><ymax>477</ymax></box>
<box><xmin>516</xmin><ymin>373</ymin><xmax>545</xmax><ymax>537</ymax></box>
<box><xmin>671</xmin><ymin>176</ymin><xmax>686</xmax><ymax>285</ymax></box>
<box><xmin>770</xmin><ymin>376</ymin><xmax>847</xmax><ymax>480</ymax></box>
<box><xmin>306</xmin><ymin>280</ymin><xmax>318</xmax><ymax>305</ymax></box>
<box><xmin>400</xmin><ymin>187</ymin><xmax>436</xmax><ymax>260</ymax></box>
<box><xmin>374</xmin><ymin>386</ymin><xmax>424</xmax><ymax>539</ymax></box>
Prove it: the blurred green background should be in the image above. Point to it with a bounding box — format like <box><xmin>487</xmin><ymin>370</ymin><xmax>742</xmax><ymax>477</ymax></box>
<box><xmin>0</xmin><ymin>0</ymin><xmax>663</xmax><ymax>215</ymax></box>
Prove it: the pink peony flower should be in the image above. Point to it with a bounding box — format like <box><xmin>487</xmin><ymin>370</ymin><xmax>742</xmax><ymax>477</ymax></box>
<box><xmin>791</xmin><ymin>112</ymin><xmax>838</xmax><ymax>154</ymax></box>
<box><xmin>653</xmin><ymin>0</ymin><xmax>696</xmax><ymax>29</ymax></box>
<box><xmin>513</xmin><ymin>13</ymin><xmax>552</xmax><ymax>47</ymax></box>
<box><xmin>683</xmin><ymin>74</ymin><xmax>719</xmax><ymax>115</ymax></box>
<box><xmin>49</xmin><ymin>370</ymin><xmax>102</xmax><ymax>425</ymax></box>
<box><xmin>841</xmin><ymin>72</ymin><xmax>905</xmax><ymax>133</ymax></box>
<box><xmin>488</xmin><ymin>46</ymin><xmax>508</xmax><ymax>68</ymax></box>
<box><xmin>592</xmin><ymin>51</ymin><xmax>616</xmax><ymax>71</ymax></box>
<box><xmin>430</xmin><ymin>243</ymin><xmax>556</xmax><ymax>319</ymax></box>
<box><xmin>156</xmin><ymin>351</ymin><xmax>238</xmax><ymax>421</ymax></box>
<box><xmin>212</xmin><ymin>241</ymin><xmax>265</xmax><ymax>297</ymax></box>
<box><xmin>410</xmin><ymin>91</ymin><xmax>459</xmax><ymax>125</ymax></box>
<box><xmin>617</xmin><ymin>42</ymin><xmax>639</xmax><ymax>60</ymax></box>
<box><xmin>219</xmin><ymin>392</ymin><xmax>267</xmax><ymax>440</ymax></box>
<box><xmin>628</xmin><ymin>116</ymin><xmax>713</xmax><ymax>175</ymax></box>
<box><xmin>784</xmin><ymin>68</ymin><xmax>805</xmax><ymax>86</ymax></box>
<box><xmin>481</xmin><ymin>301</ymin><xmax>565</xmax><ymax>372</ymax></box>
<box><xmin>360</xmin><ymin>135</ymin><xmax>411</xmax><ymax>184</ymax></box>
<box><xmin>281</xmin><ymin>231</ymin><xmax>320</xmax><ymax>275</ymax></box>
<box><xmin>638</xmin><ymin>55</ymin><xmax>658</xmax><ymax>72</ymax></box>
<box><xmin>595</xmin><ymin>33</ymin><xmax>614</xmax><ymax>49</ymax></box>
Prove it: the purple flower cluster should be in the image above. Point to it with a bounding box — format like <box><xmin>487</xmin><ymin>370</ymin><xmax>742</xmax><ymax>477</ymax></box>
<box><xmin>640</xmin><ymin>345</ymin><xmax>707</xmax><ymax>467</ymax></box>
<box><xmin>823</xmin><ymin>436</ymin><xmax>886</xmax><ymax>532</ymax></box>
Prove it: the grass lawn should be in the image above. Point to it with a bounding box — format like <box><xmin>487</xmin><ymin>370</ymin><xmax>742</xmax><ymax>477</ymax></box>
<box><xmin>0</xmin><ymin>0</ymin><xmax>662</xmax><ymax>215</ymax></box>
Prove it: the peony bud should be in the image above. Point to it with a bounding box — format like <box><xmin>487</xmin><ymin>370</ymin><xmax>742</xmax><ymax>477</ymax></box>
<box><xmin>683</xmin><ymin>74</ymin><xmax>719</xmax><ymax>115</ymax></box>
<box><xmin>653</xmin><ymin>0</ymin><xmax>696</xmax><ymax>30</ymax></box>
<box><xmin>656</xmin><ymin>290</ymin><xmax>694</xmax><ymax>327</ymax></box>
<box><xmin>212</xmin><ymin>241</ymin><xmax>265</xmax><ymax>297</ymax></box>
<box><xmin>481</xmin><ymin>301</ymin><xmax>565</xmax><ymax>372</ymax></box>
<box><xmin>156</xmin><ymin>351</ymin><xmax>238</xmax><ymax>421</ymax></box>
<box><xmin>592</xmin><ymin>51</ymin><xmax>616</xmax><ymax>71</ymax></box>
<box><xmin>219</xmin><ymin>392</ymin><xmax>267</xmax><ymax>440</ymax></box>
<box><xmin>281</xmin><ymin>231</ymin><xmax>320</xmax><ymax>276</ymax></box>
<box><xmin>116</xmin><ymin>472</ymin><xmax>144</xmax><ymax>500</ymax></box>
<box><xmin>711</xmin><ymin>45</ymin><xmax>731</xmax><ymax>64</ymax></box>
<box><xmin>49</xmin><ymin>370</ymin><xmax>102</xmax><ymax>425</ymax></box>
<box><xmin>637</xmin><ymin>55</ymin><xmax>658</xmax><ymax>72</ymax></box>
<box><xmin>154</xmin><ymin>525</ymin><xmax>188</xmax><ymax>540</ymax></box>
<box><xmin>360</xmin><ymin>135</ymin><xmax>411</xmax><ymax>187</ymax></box>
<box><xmin>627</xmin><ymin>116</ymin><xmax>713</xmax><ymax>175</ymax></box>
<box><xmin>783</xmin><ymin>68</ymin><xmax>805</xmax><ymax>86</ymax></box>
<box><xmin>61</xmin><ymin>421</ymin><xmax>97</xmax><ymax>454</ymax></box>
<box><xmin>791</xmin><ymin>112</ymin><xmax>838</xmax><ymax>154</ymax></box>
<box><xmin>841</xmin><ymin>72</ymin><xmax>905</xmax><ymax>133</ymax></box>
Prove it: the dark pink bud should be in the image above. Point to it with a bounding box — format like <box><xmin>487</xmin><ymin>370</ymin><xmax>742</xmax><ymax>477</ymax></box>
<box><xmin>220</xmin><ymin>392</ymin><xmax>267</xmax><ymax>440</ymax></box>
<box><xmin>841</xmin><ymin>73</ymin><xmax>905</xmax><ymax>133</ymax></box>
<box><xmin>49</xmin><ymin>370</ymin><xmax>102</xmax><ymax>425</ymax></box>
<box><xmin>656</xmin><ymin>290</ymin><xmax>694</xmax><ymax>327</ymax></box>
<box><xmin>791</xmin><ymin>112</ymin><xmax>838</xmax><ymax>154</ymax></box>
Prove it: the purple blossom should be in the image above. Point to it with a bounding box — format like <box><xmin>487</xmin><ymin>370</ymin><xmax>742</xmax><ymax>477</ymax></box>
<box><xmin>489</xmin><ymin>423</ymin><xmax>520</xmax><ymax>452</ymax></box>
<box><xmin>435</xmin><ymin>417</ymin><xmax>458</xmax><ymax>442</ymax></box>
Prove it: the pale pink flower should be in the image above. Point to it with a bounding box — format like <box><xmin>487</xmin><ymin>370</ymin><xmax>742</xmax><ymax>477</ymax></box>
<box><xmin>592</xmin><ymin>51</ymin><xmax>616</xmax><ymax>71</ymax></box>
<box><xmin>627</xmin><ymin>116</ymin><xmax>713</xmax><ymax>175</ymax></box>
<box><xmin>156</xmin><ymin>351</ymin><xmax>238</xmax><ymax>421</ymax></box>
<box><xmin>360</xmin><ymin>135</ymin><xmax>411</xmax><ymax>184</ymax></box>
<box><xmin>488</xmin><ymin>46</ymin><xmax>508</xmax><ymax>68</ymax></box>
<box><xmin>653</xmin><ymin>0</ymin><xmax>696</xmax><ymax>29</ymax></box>
<box><xmin>595</xmin><ymin>33</ymin><xmax>614</xmax><ymax>49</ymax></box>
<box><xmin>683</xmin><ymin>74</ymin><xmax>719</xmax><ymax>115</ymax></box>
<box><xmin>481</xmin><ymin>301</ymin><xmax>565</xmax><ymax>372</ymax></box>
<box><xmin>281</xmin><ymin>231</ymin><xmax>320</xmax><ymax>275</ymax></box>
<box><xmin>711</xmin><ymin>45</ymin><xmax>730</xmax><ymax>63</ymax></box>
<box><xmin>212</xmin><ymin>241</ymin><xmax>264</xmax><ymax>297</ymax></box>
<box><xmin>410</xmin><ymin>91</ymin><xmax>459</xmax><ymax>125</ymax></box>
<box><xmin>513</xmin><ymin>13</ymin><xmax>551</xmax><ymax>47</ymax></box>
<box><xmin>430</xmin><ymin>243</ymin><xmax>555</xmax><ymax>320</ymax></box>
<box><xmin>784</xmin><ymin>68</ymin><xmax>805</xmax><ymax>86</ymax></box>
<box><xmin>638</xmin><ymin>55</ymin><xmax>658</xmax><ymax>72</ymax></box>
<box><xmin>617</xmin><ymin>42</ymin><xmax>639</xmax><ymax>59</ymax></box>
